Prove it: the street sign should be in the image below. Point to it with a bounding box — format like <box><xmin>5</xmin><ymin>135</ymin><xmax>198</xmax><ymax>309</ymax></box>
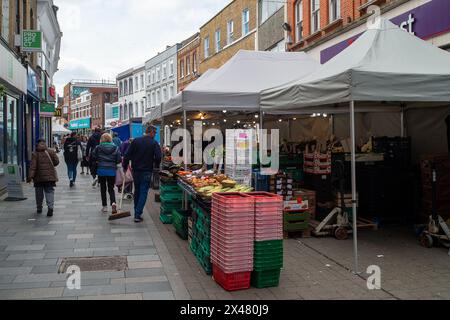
<box><xmin>3</xmin><ymin>164</ymin><xmax>27</xmax><ymax>201</ymax></box>
<box><xmin>22</xmin><ymin>30</ymin><xmax>42</xmax><ymax>52</ymax></box>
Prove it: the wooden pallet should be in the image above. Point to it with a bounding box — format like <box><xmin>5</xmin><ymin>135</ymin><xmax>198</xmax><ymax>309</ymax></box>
<box><xmin>283</xmin><ymin>228</ymin><xmax>312</xmax><ymax>239</ymax></box>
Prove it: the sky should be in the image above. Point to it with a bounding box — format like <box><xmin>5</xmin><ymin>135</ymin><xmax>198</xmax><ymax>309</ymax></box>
<box><xmin>53</xmin><ymin>0</ymin><xmax>230</xmax><ymax>96</ymax></box>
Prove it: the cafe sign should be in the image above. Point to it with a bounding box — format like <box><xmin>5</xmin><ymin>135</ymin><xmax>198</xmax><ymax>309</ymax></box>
<box><xmin>22</xmin><ymin>30</ymin><xmax>42</xmax><ymax>52</ymax></box>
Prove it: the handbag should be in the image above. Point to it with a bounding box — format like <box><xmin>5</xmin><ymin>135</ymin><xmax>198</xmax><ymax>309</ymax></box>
<box><xmin>45</xmin><ymin>151</ymin><xmax>58</xmax><ymax>181</ymax></box>
<box><xmin>115</xmin><ymin>167</ymin><xmax>124</xmax><ymax>187</ymax></box>
<box><xmin>77</xmin><ymin>145</ymin><xmax>83</xmax><ymax>162</ymax></box>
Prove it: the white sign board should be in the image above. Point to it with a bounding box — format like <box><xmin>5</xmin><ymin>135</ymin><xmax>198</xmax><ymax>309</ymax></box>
<box><xmin>3</xmin><ymin>164</ymin><xmax>26</xmax><ymax>201</ymax></box>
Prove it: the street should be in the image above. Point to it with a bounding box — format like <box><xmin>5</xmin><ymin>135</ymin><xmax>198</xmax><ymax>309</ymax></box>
<box><xmin>0</xmin><ymin>154</ymin><xmax>449</xmax><ymax>300</ymax></box>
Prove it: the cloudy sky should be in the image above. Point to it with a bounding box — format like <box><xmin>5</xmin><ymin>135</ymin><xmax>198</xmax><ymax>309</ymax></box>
<box><xmin>53</xmin><ymin>0</ymin><xmax>230</xmax><ymax>95</ymax></box>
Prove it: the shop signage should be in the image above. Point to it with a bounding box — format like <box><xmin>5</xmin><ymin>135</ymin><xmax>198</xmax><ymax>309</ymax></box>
<box><xmin>71</xmin><ymin>87</ymin><xmax>90</xmax><ymax>100</ymax></box>
<box><xmin>0</xmin><ymin>42</ymin><xmax>27</xmax><ymax>94</ymax></box>
<box><xmin>22</xmin><ymin>30</ymin><xmax>42</xmax><ymax>52</ymax></box>
<box><xmin>69</xmin><ymin>118</ymin><xmax>91</xmax><ymax>130</ymax></box>
<box><xmin>54</xmin><ymin>108</ymin><xmax>62</xmax><ymax>117</ymax></box>
<box><xmin>40</xmin><ymin>102</ymin><xmax>56</xmax><ymax>117</ymax></box>
<box><xmin>27</xmin><ymin>67</ymin><xmax>39</xmax><ymax>98</ymax></box>
<box><xmin>320</xmin><ymin>0</ymin><xmax>450</xmax><ymax>63</ymax></box>
<box><xmin>3</xmin><ymin>164</ymin><xmax>26</xmax><ymax>201</ymax></box>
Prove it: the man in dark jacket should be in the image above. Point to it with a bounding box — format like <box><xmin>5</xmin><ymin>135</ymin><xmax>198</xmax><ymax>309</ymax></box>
<box><xmin>123</xmin><ymin>125</ymin><xmax>161</xmax><ymax>223</ymax></box>
<box><xmin>86</xmin><ymin>127</ymin><xmax>103</xmax><ymax>186</ymax></box>
<box><xmin>28</xmin><ymin>139</ymin><xmax>59</xmax><ymax>217</ymax></box>
<box><xmin>63</xmin><ymin>132</ymin><xmax>81</xmax><ymax>188</ymax></box>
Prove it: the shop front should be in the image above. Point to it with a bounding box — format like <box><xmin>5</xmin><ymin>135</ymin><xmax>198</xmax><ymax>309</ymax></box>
<box><xmin>0</xmin><ymin>43</ymin><xmax>27</xmax><ymax>193</ymax></box>
<box><xmin>25</xmin><ymin>66</ymin><xmax>40</xmax><ymax>174</ymax></box>
<box><xmin>69</xmin><ymin>117</ymin><xmax>91</xmax><ymax>135</ymax></box>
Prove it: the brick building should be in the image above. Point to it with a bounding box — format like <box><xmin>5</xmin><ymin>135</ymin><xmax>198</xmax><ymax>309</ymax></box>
<box><xmin>285</xmin><ymin>0</ymin><xmax>450</xmax><ymax>63</ymax></box>
<box><xmin>177</xmin><ymin>33</ymin><xmax>200</xmax><ymax>92</ymax></box>
<box><xmin>90</xmin><ymin>89</ymin><xmax>118</xmax><ymax>130</ymax></box>
<box><xmin>199</xmin><ymin>0</ymin><xmax>257</xmax><ymax>74</ymax></box>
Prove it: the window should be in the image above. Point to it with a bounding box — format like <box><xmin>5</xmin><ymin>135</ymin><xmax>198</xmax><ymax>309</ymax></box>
<box><xmin>156</xmin><ymin>89</ymin><xmax>160</xmax><ymax>105</ymax></box>
<box><xmin>215</xmin><ymin>29</ymin><xmax>221</xmax><ymax>53</ymax></box>
<box><xmin>227</xmin><ymin>20</ymin><xmax>234</xmax><ymax>45</ymax></box>
<box><xmin>151</xmin><ymin>70</ymin><xmax>156</xmax><ymax>84</ymax></box>
<box><xmin>135</xmin><ymin>102</ymin><xmax>139</xmax><ymax>117</ymax></box>
<box><xmin>329</xmin><ymin>0</ymin><xmax>340</xmax><ymax>23</ymax></box>
<box><xmin>242</xmin><ymin>9</ymin><xmax>250</xmax><ymax>36</ymax></box>
<box><xmin>180</xmin><ymin>59</ymin><xmax>185</xmax><ymax>78</ymax></box>
<box><xmin>162</xmin><ymin>63</ymin><xmax>167</xmax><ymax>80</ymax></box>
<box><xmin>311</xmin><ymin>0</ymin><xmax>320</xmax><ymax>34</ymax></box>
<box><xmin>151</xmin><ymin>91</ymin><xmax>156</xmax><ymax>107</ymax></box>
<box><xmin>186</xmin><ymin>56</ymin><xmax>190</xmax><ymax>75</ymax></box>
<box><xmin>147</xmin><ymin>72</ymin><xmax>151</xmax><ymax>85</ymax></box>
<box><xmin>140</xmin><ymin>75</ymin><xmax>144</xmax><ymax>89</ymax></box>
<box><xmin>169</xmin><ymin>84</ymin><xmax>174</xmax><ymax>98</ymax></box>
<box><xmin>295</xmin><ymin>1</ymin><xmax>303</xmax><ymax>42</ymax></box>
<box><xmin>119</xmin><ymin>82</ymin><xmax>123</xmax><ymax>96</ymax></box>
<box><xmin>162</xmin><ymin>87</ymin><xmax>167</xmax><ymax>102</ymax></box>
<box><xmin>124</xmin><ymin>81</ymin><xmax>128</xmax><ymax>95</ymax></box>
<box><xmin>204</xmin><ymin>36</ymin><xmax>210</xmax><ymax>59</ymax></box>
<box><xmin>169</xmin><ymin>59</ymin><xmax>174</xmax><ymax>76</ymax></box>
<box><xmin>1</xmin><ymin>0</ymin><xmax>10</xmax><ymax>41</ymax></box>
<box><xmin>135</xmin><ymin>76</ymin><xmax>139</xmax><ymax>91</ymax></box>
<box><xmin>156</xmin><ymin>67</ymin><xmax>161</xmax><ymax>82</ymax></box>
<box><xmin>129</xmin><ymin>78</ymin><xmax>133</xmax><ymax>94</ymax></box>
<box><xmin>258</xmin><ymin>0</ymin><xmax>283</xmax><ymax>25</ymax></box>
<box><xmin>141</xmin><ymin>101</ymin><xmax>145</xmax><ymax>116</ymax></box>
<box><xmin>193</xmin><ymin>52</ymin><xmax>197</xmax><ymax>73</ymax></box>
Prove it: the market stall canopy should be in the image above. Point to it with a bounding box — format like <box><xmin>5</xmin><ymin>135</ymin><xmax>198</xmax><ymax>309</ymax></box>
<box><xmin>260</xmin><ymin>19</ymin><xmax>450</xmax><ymax>114</ymax></box>
<box><xmin>162</xmin><ymin>50</ymin><xmax>320</xmax><ymax>117</ymax></box>
<box><xmin>52</xmin><ymin>122</ymin><xmax>71</xmax><ymax>134</ymax></box>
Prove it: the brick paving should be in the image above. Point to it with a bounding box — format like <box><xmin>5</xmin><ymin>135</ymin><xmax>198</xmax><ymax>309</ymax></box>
<box><xmin>1</xmin><ymin>153</ymin><xmax>449</xmax><ymax>300</ymax></box>
<box><xmin>0</xmin><ymin>154</ymin><xmax>183</xmax><ymax>300</ymax></box>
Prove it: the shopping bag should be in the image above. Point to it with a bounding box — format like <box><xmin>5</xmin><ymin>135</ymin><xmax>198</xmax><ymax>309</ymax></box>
<box><xmin>115</xmin><ymin>167</ymin><xmax>124</xmax><ymax>186</ymax></box>
<box><xmin>124</xmin><ymin>167</ymin><xmax>134</xmax><ymax>184</ymax></box>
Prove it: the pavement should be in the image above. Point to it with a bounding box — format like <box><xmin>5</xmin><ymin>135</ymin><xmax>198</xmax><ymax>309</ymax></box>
<box><xmin>0</xmin><ymin>153</ymin><xmax>449</xmax><ymax>300</ymax></box>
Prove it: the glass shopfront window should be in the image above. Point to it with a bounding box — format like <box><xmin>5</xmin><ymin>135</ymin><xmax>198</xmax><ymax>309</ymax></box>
<box><xmin>6</xmin><ymin>95</ymin><xmax>18</xmax><ymax>166</ymax></box>
<box><xmin>0</xmin><ymin>96</ymin><xmax>4</xmax><ymax>174</ymax></box>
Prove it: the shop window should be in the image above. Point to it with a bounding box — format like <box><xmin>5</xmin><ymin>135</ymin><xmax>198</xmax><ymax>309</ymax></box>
<box><xmin>6</xmin><ymin>95</ymin><xmax>18</xmax><ymax>165</ymax></box>
<box><xmin>0</xmin><ymin>96</ymin><xmax>4</xmax><ymax>174</ymax></box>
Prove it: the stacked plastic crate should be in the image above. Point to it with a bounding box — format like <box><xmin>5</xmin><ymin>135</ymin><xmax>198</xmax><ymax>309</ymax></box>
<box><xmin>249</xmin><ymin>192</ymin><xmax>284</xmax><ymax>288</ymax></box>
<box><xmin>159</xmin><ymin>181</ymin><xmax>182</xmax><ymax>224</ymax></box>
<box><xmin>211</xmin><ymin>193</ymin><xmax>254</xmax><ymax>291</ymax></box>
<box><xmin>190</xmin><ymin>201</ymin><xmax>212</xmax><ymax>275</ymax></box>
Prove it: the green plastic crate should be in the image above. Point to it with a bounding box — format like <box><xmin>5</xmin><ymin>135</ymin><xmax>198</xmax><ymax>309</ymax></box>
<box><xmin>284</xmin><ymin>212</ymin><xmax>310</xmax><ymax>232</ymax></box>
<box><xmin>251</xmin><ymin>269</ymin><xmax>281</xmax><ymax>288</ymax></box>
<box><xmin>160</xmin><ymin>193</ymin><xmax>183</xmax><ymax>202</ymax></box>
<box><xmin>159</xmin><ymin>213</ymin><xmax>173</xmax><ymax>224</ymax></box>
<box><xmin>160</xmin><ymin>184</ymin><xmax>182</xmax><ymax>193</ymax></box>
<box><xmin>254</xmin><ymin>240</ymin><xmax>283</xmax><ymax>249</ymax></box>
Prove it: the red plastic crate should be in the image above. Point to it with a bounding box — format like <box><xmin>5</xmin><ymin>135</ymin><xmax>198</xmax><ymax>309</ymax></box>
<box><xmin>212</xmin><ymin>193</ymin><xmax>254</xmax><ymax>204</ymax></box>
<box><xmin>212</xmin><ymin>264</ymin><xmax>251</xmax><ymax>291</ymax></box>
<box><xmin>211</xmin><ymin>228</ymin><xmax>254</xmax><ymax>242</ymax></box>
<box><xmin>248</xmin><ymin>192</ymin><xmax>283</xmax><ymax>203</ymax></box>
<box><xmin>212</xmin><ymin>202</ymin><xmax>254</xmax><ymax>213</ymax></box>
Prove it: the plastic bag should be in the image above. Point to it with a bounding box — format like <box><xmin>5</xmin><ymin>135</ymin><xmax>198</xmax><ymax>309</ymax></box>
<box><xmin>124</xmin><ymin>167</ymin><xmax>134</xmax><ymax>184</ymax></box>
<box><xmin>115</xmin><ymin>167</ymin><xmax>124</xmax><ymax>186</ymax></box>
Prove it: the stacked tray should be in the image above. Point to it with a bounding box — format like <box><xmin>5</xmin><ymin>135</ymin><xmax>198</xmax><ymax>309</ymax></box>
<box><xmin>211</xmin><ymin>193</ymin><xmax>254</xmax><ymax>291</ymax></box>
<box><xmin>249</xmin><ymin>192</ymin><xmax>283</xmax><ymax>241</ymax></box>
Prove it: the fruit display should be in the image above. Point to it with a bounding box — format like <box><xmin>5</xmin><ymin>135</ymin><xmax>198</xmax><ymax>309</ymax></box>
<box><xmin>177</xmin><ymin>169</ymin><xmax>253</xmax><ymax>199</ymax></box>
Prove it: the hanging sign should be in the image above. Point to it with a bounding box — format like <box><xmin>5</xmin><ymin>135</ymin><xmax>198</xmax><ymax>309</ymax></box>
<box><xmin>22</xmin><ymin>30</ymin><xmax>42</xmax><ymax>52</ymax></box>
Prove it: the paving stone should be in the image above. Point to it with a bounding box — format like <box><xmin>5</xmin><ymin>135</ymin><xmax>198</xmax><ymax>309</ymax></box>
<box><xmin>143</xmin><ymin>291</ymin><xmax>175</xmax><ymax>300</ymax></box>
<box><xmin>67</xmin><ymin>234</ymin><xmax>94</xmax><ymax>240</ymax></box>
<box><xmin>111</xmin><ymin>276</ymin><xmax>168</xmax><ymax>285</ymax></box>
<box><xmin>125</xmin><ymin>281</ymin><xmax>172</xmax><ymax>294</ymax></box>
<box><xmin>125</xmin><ymin>268</ymin><xmax>166</xmax><ymax>278</ymax></box>
<box><xmin>31</xmin><ymin>265</ymin><xmax>59</xmax><ymax>274</ymax></box>
<box><xmin>63</xmin><ymin>284</ymin><xmax>126</xmax><ymax>297</ymax></box>
<box><xmin>7</xmin><ymin>253</ymin><xmax>46</xmax><ymax>261</ymax></box>
<box><xmin>128</xmin><ymin>261</ymin><xmax>162</xmax><ymax>269</ymax></box>
<box><xmin>0</xmin><ymin>287</ymin><xmax>64</xmax><ymax>300</ymax></box>
<box><xmin>5</xmin><ymin>245</ymin><xmax>45</xmax><ymax>251</ymax></box>
<box><xmin>127</xmin><ymin>255</ymin><xmax>160</xmax><ymax>263</ymax></box>
<box><xmin>0</xmin><ymin>282</ymin><xmax>51</xmax><ymax>290</ymax></box>
<box><xmin>78</xmin><ymin>293</ymin><xmax>143</xmax><ymax>300</ymax></box>
<box><xmin>21</xmin><ymin>259</ymin><xmax>58</xmax><ymax>267</ymax></box>
<box><xmin>0</xmin><ymin>267</ymin><xmax>33</xmax><ymax>275</ymax></box>
<box><xmin>0</xmin><ymin>275</ymin><xmax>16</xmax><ymax>284</ymax></box>
<box><xmin>14</xmin><ymin>273</ymin><xmax>67</xmax><ymax>283</ymax></box>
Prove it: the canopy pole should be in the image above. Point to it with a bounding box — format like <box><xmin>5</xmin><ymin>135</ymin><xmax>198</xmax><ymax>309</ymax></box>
<box><xmin>350</xmin><ymin>100</ymin><xmax>360</xmax><ymax>274</ymax></box>
<box><xmin>183</xmin><ymin>110</ymin><xmax>188</xmax><ymax>171</ymax></box>
<box><xmin>161</xmin><ymin>104</ymin><xmax>165</xmax><ymax>147</ymax></box>
<box><xmin>400</xmin><ymin>104</ymin><xmax>406</xmax><ymax>138</ymax></box>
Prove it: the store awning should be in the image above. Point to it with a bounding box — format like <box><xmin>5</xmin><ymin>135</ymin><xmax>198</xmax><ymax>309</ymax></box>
<box><xmin>52</xmin><ymin>122</ymin><xmax>71</xmax><ymax>134</ymax></box>
<box><xmin>162</xmin><ymin>50</ymin><xmax>320</xmax><ymax>117</ymax></box>
<box><xmin>260</xmin><ymin>19</ymin><xmax>450</xmax><ymax>113</ymax></box>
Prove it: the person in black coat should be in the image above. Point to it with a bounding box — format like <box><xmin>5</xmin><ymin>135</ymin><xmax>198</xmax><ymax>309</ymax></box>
<box><xmin>63</xmin><ymin>132</ymin><xmax>81</xmax><ymax>188</ymax></box>
<box><xmin>86</xmin><ymin>127</ymin><xmax>103</xmax><ymax>186</ymax></box>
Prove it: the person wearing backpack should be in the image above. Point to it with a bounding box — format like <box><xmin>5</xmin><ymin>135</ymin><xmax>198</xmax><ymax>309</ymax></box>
<box><xmin>27</xmin><ymin>139</ymin><xmax>59</xmax><ymax>217</ymax></box>
<box><xmin>63</xmin><ymin>132</ymin><xmax>82</xmax><ymax>188</ymax></box>
<box><xmin>91</xmin><ymin>133</ymin><xmax>122</xmax><ymax>214</ymax></box>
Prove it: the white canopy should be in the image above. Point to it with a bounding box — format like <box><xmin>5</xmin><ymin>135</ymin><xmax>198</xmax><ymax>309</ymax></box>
<box><xmin>261</xmin><ymin>19</ymin><xmax>450</xmax><ymax>113</ymax></box>
<box><xmin>52</xmin><ymin>122</ymin><xmax>71</xmax><ymax>134</ymax></box>
<box><xmin>162</xmin><ymin>50</ymin><xmax>320</xmax><ymax>117</ymax></box>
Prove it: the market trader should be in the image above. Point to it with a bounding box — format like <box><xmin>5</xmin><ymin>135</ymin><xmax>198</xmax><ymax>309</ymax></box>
<box><xmin>123</xmin><ymin>124</ymin><xmax>161</xmax><ymax>223</ymax></box>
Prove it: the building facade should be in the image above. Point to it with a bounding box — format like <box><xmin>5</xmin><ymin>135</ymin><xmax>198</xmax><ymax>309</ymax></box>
<box><xmin>117</xmin><ymin>64</ymin><xmax>146</xmax><ymax>122</ymax></box>
<box><xmin>257</xmin><ymin>0</ymin><xmax>286</xmax><ymax>51</ymax></box>
<box><xmin>90</xmin><ymin>89</ymin><xmax>118</xmax><ymax>130</ymax></box>
<box><xmin>178</xmin><ymin>33</ymin><xmax>200</xmax><ymax>92</ymax></box>
<box><xmin>199</xmin><ymin>0</ymin><xmax>257</xmax><ymax>74</ymax></box>
<box><xmin>145</xmin><ymin>44</ymin><xmax>180</xmax><ymax>114</ymax></box>
<box><xmin>286</xmin><ymin>0</ymin><xmax>450</xmax><ymax>62</ymax></box>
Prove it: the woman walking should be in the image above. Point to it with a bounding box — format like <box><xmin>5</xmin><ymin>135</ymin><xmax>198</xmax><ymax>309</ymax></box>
<box><xmin>80</xmin><ymin>136</ymin><xmax>90</xmax><ymax>175</ymax></box>
<box><xmin>27</xmin><ymin>139</ymin><xmax>59</xmax><ymax>217</ymax></box>
<box><xmin>63</xmin><ymin>132</ymin><xmax>81</xmax><ymax>188</ymax></box>
<box><xmin>91</xmin><ymin>133</ymin><xmax>121</xmax><ymax>214</ymax></box>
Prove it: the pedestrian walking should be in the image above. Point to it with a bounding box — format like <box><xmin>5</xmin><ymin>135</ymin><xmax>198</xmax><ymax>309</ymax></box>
<box><xmin>112</xmin><ymin>132</ymin><xmax>122</xmax><ymax>148</ymax></box>
<box><xmin>86</xmin><ymin>127</ymin><xmax>103</xmax><ymax>187</ymax></box>
<box><xmin>63</xmin><ymin>132</ymin><xmax>82</xmax><ymax>188</ymax></box>
<box><xmin>27</xmin><ymin>139</ymin><xmax>59</xmax><ymax>217</ymax></box>
<box><xmin>123</xmin><ymin>124</ymin><xmax>161</xmax><ymax>223</ymax></box>
<box><xmin>91</xmin><ymin>133</ymin><xmax>121</xmax><ymax>214</ymax></box>
<box><xmin>80</xmin><ymin>136</ymin><xmax>90</xmax><ymax>175</ymax></box>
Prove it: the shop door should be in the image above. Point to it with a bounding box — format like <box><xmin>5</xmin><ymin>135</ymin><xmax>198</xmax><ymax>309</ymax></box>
<box><xmin>6</xmin><ymin>95</ymin><xmax>18</xmax><ymax>166</ymax></box>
